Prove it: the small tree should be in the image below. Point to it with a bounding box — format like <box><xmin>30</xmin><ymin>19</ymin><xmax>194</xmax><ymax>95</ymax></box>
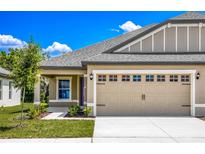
<box><xmin>0</xmin><ymin>49</ymin><xmax>19</xmax><ymax>70</ymax></box>
<box><xmin>11</xmin><ymin>41</ymin><xmax>43</xmax><ymax>125</ymax></box>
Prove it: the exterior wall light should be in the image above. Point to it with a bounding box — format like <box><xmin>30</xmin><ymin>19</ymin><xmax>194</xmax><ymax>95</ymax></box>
<box><xmin>90</xmin><ymin>73</ymin><xmax>93</xmax><ymax>80</ymax></box>
<box><xmin>196</xmin><ymin>72</ymin><xmax>200</xmax><ymax>80</ymax></box>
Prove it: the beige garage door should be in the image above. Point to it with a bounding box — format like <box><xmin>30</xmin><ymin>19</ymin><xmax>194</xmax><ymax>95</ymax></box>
<box><xmin>96</xmin><ymin>74</ymin><xmax>190</xmax><ymax>116</ymax></box>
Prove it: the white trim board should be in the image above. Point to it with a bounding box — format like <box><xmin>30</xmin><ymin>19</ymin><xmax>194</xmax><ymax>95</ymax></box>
<box><xmin>195</xmin><ymin>104</ymin><xmax>205</xmax><ymax>107</ymax></box>
<box><xmin>92</xmin><ymin>69</ymin><xmax>196</xmax><ymax>116</ymax></box>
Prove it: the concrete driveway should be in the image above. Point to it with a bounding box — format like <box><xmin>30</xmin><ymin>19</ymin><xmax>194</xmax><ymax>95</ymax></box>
<box><xmin>93</xmin><ymin>117</ymin><xmax>205</xmax><ymax>143</ymax></box>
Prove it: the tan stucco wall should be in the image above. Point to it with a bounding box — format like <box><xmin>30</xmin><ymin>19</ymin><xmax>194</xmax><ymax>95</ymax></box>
<box><xmin>41</xmin><ymin>69</ymin><xmax>86</xmax><ymax>75</ymax></box>
<box><xmin>87</xmin><ymin>65</ymin><xmax>205</xmax><ymax>109</ymax></box>
<box><xmin>47</xmin><ymin>75</ymin><xmax>79</xmax><ymax>100</ymax></box>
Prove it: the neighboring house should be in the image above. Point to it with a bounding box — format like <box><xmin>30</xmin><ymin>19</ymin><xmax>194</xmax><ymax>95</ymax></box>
<box><xmin>0</xmin><ymin>67</ymin><xmax>21</xmax><ymax>107</ymax></box>
<box><xmin>35</xmin><ymin>11</ymin><xmax>205</xmax><ymax>116</ymax></box>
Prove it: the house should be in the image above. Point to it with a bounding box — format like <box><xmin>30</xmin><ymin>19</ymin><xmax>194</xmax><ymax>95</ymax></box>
<box><xmin>35</xmin><ymin>11</ymin><xmax>205</xmax><ymax>116</ymax></box>
<box><xmin>0</xmin><ymin>67</ymin><xmax>21</xmax><ymax>107</ymax></box>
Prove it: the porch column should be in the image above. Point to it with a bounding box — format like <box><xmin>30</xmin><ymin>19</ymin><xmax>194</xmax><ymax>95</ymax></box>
<box><xmin>34</xmin><ymin>75</ymin><xmax>41</xmax><ymax>105</ymax></box>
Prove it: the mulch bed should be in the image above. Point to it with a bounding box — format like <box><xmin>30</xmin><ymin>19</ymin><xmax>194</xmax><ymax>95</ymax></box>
<box><xmin>40</xmin><ymin>112</ymin><xmax>51</xmax><ymax>118</ymax></box>
<box><xmin>199</xmin><ymin>116</ymin><xmax>205</xmax><ymax>121</ymax></box>
<box><xmin>64</xmin><ymin>113</ymin><xmax>95</xmax><ymax>118</ymax></box>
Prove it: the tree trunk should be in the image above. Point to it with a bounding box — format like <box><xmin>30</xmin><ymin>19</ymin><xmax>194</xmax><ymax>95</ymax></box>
<box><xmin>20</xmin><ymin>87</ymin><xmax>26</xmax><ymax>126</ymax></box>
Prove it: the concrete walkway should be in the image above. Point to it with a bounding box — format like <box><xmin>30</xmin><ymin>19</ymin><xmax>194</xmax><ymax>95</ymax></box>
<box><xmin>42</xmin><ymin>112</ymin><xmax>94</xmax><ymax>120</ymax></box>
<box><xmin>0</xmin><ymin>138</ymin><xmax>92</xmax><ymax>143</ymax></box>
<box><xmin>93</xmin><ymin>117</ymin><xmax>205</xmax><ymax>143</ymax></box>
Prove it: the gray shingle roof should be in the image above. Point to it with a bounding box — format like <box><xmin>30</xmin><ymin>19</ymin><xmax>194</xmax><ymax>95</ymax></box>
<box><xmin>0</xmin><ymin>67</ymin><xmax>10</xmax><ymax>77</ymax></box>
<box><xmin>41</xmin><ymin>24</ymin><xmax>157</xmax><ymax>68</ymax></box>
<box><xmin>170</xmin><ymin>11</ymin><xmax>205</xmax><ymax>20</ymax></box>
<box><xmin>82</xmin><ymin>53</ymin><xmax>205</xmax><ymax>65</ymax></box>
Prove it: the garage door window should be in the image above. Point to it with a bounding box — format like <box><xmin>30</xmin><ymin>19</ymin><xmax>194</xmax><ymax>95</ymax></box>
<box><xmin>181</xmin><ymin>75</ymin><xmax>190</xmax><ymax>82</ymax></box>
<box><xmin>157</xmin><ymin>75</ymin><xmax>165</xmax><ymax>82</ymax></box>
<box><xmin>122</xmin><ymin>75</ymin><xmax>130</xmax><ymax>81</ymax></box>
<box><xmin>98</xmin><ymin>75</ymin><xmax>106</xmax><ymax>82</ymax></box>
<box><xmin>146</xmin><ymin>75</ymin><xmax>154</xmax><ymax>82</ymax></box>
<box><xmin>109</xmin><ymin>75</ymin><xmax>117</xmax><ymax>82</ymax></box>
<box><xmin>133</xmin><ymin>75</ymin><xmax>141</xmax><ymax>82</ymax></box>
<box><xmin>170</xmin><ymin>75</ymin><xmax>178</xmax><ymax>82</ymax></box>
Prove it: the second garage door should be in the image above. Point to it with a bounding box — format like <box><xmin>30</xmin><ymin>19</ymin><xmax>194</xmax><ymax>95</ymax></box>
<box><xmin>96</xmin><ymin>74</ymin><xmax>190</xmax><ymax>116</ymax></box>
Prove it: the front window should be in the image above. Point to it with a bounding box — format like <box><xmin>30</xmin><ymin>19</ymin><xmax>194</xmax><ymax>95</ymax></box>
<box><xmin>109</xmin><ymin>75</ymin><xmax>117</xmax><ymax>82</ymax></box>
<box><xmin>157</xmin><ymin>75</ymin><xmax>165</xmax><ymax>82</ymax></box>
<box><xmin>133</xmin><ymin>75</ymin><xmax>141</xmax><ymax>82</ymax></box>
<box><xmin>146</xmin><ymin>75</ymin><xmax>154</xmax><ymax>82</ymax></box>
<box><xmin>181</xmin><ymin>75</ymin><xmax>190</xmax><ymax>82</ymax></box>
<box><xmin>58</xmin><ymin>80</ymin><xmax>70</xmax><ymax>99</ymax></box>
<box><xmin>0</xmin><ymin>80</ymin><xmax>2</xmax><ymax>100</ymax></box>
<box><xmin>9</xmin><ymin>81</ymin><xmax>12</xmax><ymax>99</ymax></box>
<box><xmin>122</xmin><ymin>75</ymin><xmax>130</xmax><ymax>81</ymax></box>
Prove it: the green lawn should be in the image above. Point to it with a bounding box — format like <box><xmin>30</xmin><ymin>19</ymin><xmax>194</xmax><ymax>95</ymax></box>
<box><xmin>0</xmin><ymin>104</ymin><xmax>94</xmax><ymax>138</ymax></box>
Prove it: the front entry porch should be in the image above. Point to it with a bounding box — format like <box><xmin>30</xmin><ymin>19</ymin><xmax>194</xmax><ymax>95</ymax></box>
<box><xmin>34</xmin><ymin>70</ymin><xmax>87</xmax><ymax>111</ymax></box>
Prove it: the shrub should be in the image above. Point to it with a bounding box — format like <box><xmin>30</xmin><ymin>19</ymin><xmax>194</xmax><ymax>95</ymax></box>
<box><xmin>68</xmin><ymin>105</ymin><xmax>81</xmax><ymax>117</ymax></box>
<box><xmin>26</xmin><ymin>107</ymin><xmax>41</xmax><ymax>119</ymax></box>
<box><xmin>0</xmin><ymin>106</ymin><xmax>4</xmax><ymax>112</ymax></box>
<box><xmin>83</xmin><ymin>106</ymin><xmax>92</xmax><ymax>117</ymax></box>
<box><xmin>39</xmin><ymin>102</ymin><xmax>48</xmax><ymax>113</ymax></box>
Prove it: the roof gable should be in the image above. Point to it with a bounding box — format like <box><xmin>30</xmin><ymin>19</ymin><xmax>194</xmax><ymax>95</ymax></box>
<box><xmin>41</xmin><ymin>12</ymin><xmax>205</xmax><ymax>69</ymax></box>
<box><xmin>111</xmin><ymin>12</ymin><xmax>205</xmax><ymax>54</ymax></box>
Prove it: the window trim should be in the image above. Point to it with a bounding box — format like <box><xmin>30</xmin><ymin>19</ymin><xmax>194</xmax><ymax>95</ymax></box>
<box><xmin>8</xmin><ymin>81</ymin><xmax>12</xmax><ymax>100</ymax></box>
<box><xmin>146</xmin><ymin>74</ymin><xmax>154</xmax><ymax>82</ymax></box>
<box><xmin>133</xmin><ymin>75</ymin><xmax>141</xmax><ymax>82</ymax></box>
<box><xmin>56</xmin><ymin>77</ymin><xmax>72</xmax><ymax>100</ymax></box>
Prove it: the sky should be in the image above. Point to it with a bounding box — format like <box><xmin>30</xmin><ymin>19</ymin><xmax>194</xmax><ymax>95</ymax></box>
<box><xmin>0</xmin><ymin>11</ymin><xmax>201</xmax><ymax>57</ymax></box>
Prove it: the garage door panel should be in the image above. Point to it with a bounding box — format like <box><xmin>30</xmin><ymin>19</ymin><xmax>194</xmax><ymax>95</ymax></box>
<box><xmin>96</xmin><ymin>74</ymin><xmax>190</xmax><ymax>116</ymax></box>
<box><xmin>97</xmin><ymin>92</ymin><xmax>142</xmax><ymax>116</ymax></box>
<box><xmin>144</xmin><ymin>96</ymin><xmax>190</xmax><ymax>116</ymax></box>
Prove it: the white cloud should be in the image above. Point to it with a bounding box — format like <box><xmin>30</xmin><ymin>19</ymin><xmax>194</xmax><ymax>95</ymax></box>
<box><xmin>110</xmin><ymin>28</ymin><xmax>120</xmax><ymax>33</ymax></box>
<box><xmin>119</xmin><ymin>21</ymin><xmax>142</xmax><ymax>32</ymax></box>
<box><xmin>43</xmin><ymin>42</ymin><xmax>72</xmax><ymax>55</ymax></box>
<box><xmin>0</xmin><ymin>34</ymin><xmax>27</xmax><ymax>49</ymax></box>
